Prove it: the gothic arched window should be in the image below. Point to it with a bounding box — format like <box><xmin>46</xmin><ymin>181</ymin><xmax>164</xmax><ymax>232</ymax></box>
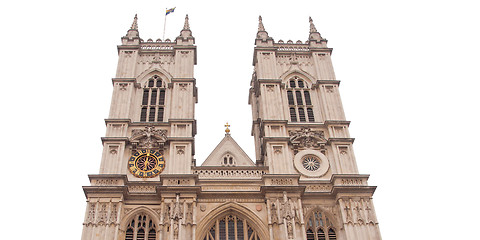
<box><xmin>124</xmin><ymin>213</ymin><xmax>156</xmax><ymax>240</ymax></box>
<box><xmin>221</xmin><ymin>154</ymin><xmax>235</xmax><ymax>166</ymax></box>
<box><xmin>140</xmin><ymin>75</ymin><xmax>166</xmax><ymax>122</ymax></box>
<box><xmin>286</xmin><ymin>76</ymin><xmax>314</xmax><ymax>122</ymax></box>
<box><xmin>305</xmin><ymin>210</ymin><xmax>336</xmax><ymax>240</ymax></box>
<box><xmin>203</xmin><ymin>214</ymin><xmax>260</xmax><ymax>240</ymax></box>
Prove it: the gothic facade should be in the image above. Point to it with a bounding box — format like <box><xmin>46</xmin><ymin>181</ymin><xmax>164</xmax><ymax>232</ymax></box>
<box><xmin>81</xmin><ymin>15</ymin><xmax>382</xmax><ymax>240</ymax></box>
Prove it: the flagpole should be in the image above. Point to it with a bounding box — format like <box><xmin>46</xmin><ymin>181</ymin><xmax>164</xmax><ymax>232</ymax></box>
<box><xmin>163</xmin><ymin>8</ymin><xmax>167</xmax><ymax>40</ymax></box>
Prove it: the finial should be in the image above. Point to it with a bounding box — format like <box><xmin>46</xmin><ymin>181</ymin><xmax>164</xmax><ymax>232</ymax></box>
<box><xmin>309</xmin><ymin>16</ymin><xmax>317</xmax><ymax>33</ymax></box>
<box><xmin>258</xmin><ymin>15</ymin><xmax>265</xmax><ymax>32</ymax></box>
<box><xmin>183</xmin><ymin>14</ymin><xmax>190</xmax><ymax>30</ymax></box>
<box><xmin>131</xmin><ymin>14</ymin><xmax>138</xmax><ymax>30</ymax></box>
<box><xmin>224</xmin><ymin>122</ymin><xmax>231</xmax><ymax>134</ymax></box>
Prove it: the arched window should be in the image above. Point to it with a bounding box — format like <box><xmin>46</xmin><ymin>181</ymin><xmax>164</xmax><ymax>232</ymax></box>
<box><xmin>305</xmin><ymin>210</ymin><xmax>336</xmax><ymax>240</ymax></box>
<box><xmin>286</xmin><ymin>76</ymin><xmax>315</xmax><ymax>122</ymax></box>
<box><xmin>124</xmin><ymin>213</ymin><xmax>156</xmax><ymax>240</ymax></box>
<box><xmin>140</xmin><ymin>75</ymin><xmax>166</xmax><ymax>122</ymax></box>
<box><xmin>221</xmin><ymin>154</ymin><xmax>235</xmax><ymax>166</ymax></box>
<box><xmin>203</xmin><ymin>215</ymin><xmax>260</xmax><ymax>240</ymax></box>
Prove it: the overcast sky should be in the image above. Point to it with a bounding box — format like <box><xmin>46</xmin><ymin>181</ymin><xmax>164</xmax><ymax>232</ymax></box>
<box><xmin>1</xmin><ymin>0</ymin><xmax>479</xmax><ymax>239</ymax></box>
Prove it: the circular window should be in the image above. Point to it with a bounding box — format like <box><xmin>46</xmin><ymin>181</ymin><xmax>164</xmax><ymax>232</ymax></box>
<box><xmin>302</xmin><ymin>155</ymin><xmax>321</xmax><ymax>171</ymax></box>
<box><xmin>293</xmin><ymin>150</ymin><xmax>330</xmax><ymax>177</ymax></box>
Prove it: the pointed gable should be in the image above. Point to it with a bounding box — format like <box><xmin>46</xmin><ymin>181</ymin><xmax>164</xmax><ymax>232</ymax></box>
<box><xmin>201</xmin><ymin>134</ymin><xmax>254</xmax><ymax>166</ymax></box>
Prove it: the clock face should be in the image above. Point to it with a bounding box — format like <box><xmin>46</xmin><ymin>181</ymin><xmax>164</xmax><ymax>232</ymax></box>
<box><xmin>128</xmin><ymin>149</ymin><xmax>165</xmax><ymax>178</ymax></box>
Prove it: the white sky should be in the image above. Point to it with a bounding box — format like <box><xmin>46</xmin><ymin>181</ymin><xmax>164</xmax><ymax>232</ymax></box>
<box><xmin>1</xmin><ymin>0</ymin><xmax>479</xmax><ymax>239</ymax></box>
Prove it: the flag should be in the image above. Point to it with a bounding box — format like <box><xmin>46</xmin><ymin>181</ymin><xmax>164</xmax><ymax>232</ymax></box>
<box><xmin>166</xmin><ymin>7</ymin><xmax>176</xmax><ymax>16</ymax></box>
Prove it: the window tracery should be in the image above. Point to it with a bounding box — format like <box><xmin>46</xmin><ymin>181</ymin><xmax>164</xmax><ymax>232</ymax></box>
<box><xmin>221</xmin><ymin>154</ymin><xmax>235</xmax><ymax>166</ymax></box>
<box><xmin>305</xmin><ymin>210</ymin><xmax>336</xmax><ymax>240</ymax></box>
<box><xmin>203</xmin><ymin>214</ymin><xmax>260</xmax><ymax>240</ymax></box>
<box><xmin>140</xmin><ymin>75</ymin><xmax>166</xmax><ymax>122</ymax></box>
<box><xmin>286</xmin><ymin>76</ymin><xmax>315</xmax><ymax>122</ymax></box>
<box><xmin>124</xmin><ymin>213</ymin><xmax>156</xmax><ymax>240</ymax></box>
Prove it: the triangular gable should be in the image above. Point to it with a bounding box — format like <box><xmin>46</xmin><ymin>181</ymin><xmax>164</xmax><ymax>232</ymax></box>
<box><xmin>201</xmin><ymin>134</ymin><xmax>254</xmax><ymax>166</ymax></box>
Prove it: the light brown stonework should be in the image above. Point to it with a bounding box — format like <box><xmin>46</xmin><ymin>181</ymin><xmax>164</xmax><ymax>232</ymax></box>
<box><xmin>81</xmin><ymin>15</ymin><xmax>382</xmax><ymax>240</ymax></box>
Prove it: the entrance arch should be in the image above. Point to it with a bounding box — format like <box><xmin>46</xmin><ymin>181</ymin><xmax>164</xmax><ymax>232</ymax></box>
<box><xmin>196</xmin><ymin>202</ymin><xmax>268</xmax><ymax>240</ymax></box>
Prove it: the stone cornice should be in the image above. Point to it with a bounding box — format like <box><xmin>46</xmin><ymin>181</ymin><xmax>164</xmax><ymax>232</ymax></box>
<box><xmin>324</xmin><ymin>120</ymin><xmax>350</xmax><ymax>126</ymax></box>
<box><xmin>104</xmin><ymin>118</ymin><xmax>131</xmax><ymax>125</ymax></box>
<box><xmin>168</xmin><ymin>137</ymin><xmax>194</xmax><ymax>142</ymax></box>
<box><xmin>101</xmin><ymin>137</ymin><xmax>129</xmax><ymax>143</ymax></box>
<box><xmin>327</xmin><ymin>138</ymin><xmax>355</xmax><ymax>144</ymax></box>
<box><xmin>83</xmin><ymin>186</ymin><xmax>126</xmax><ymax>197</ymax></box>
<box><xmin>117</xmin><ymin>45</ymin><xmax>140</xmax><ymax>51</ymax></box>
<box><xmin>112</xmin><ymin>78</ymin><xmax>136</xmax><ymax>83</ymax></box>
<box><xmin>171</xmin><ymin>78</ymin><xmax>196</xmax><ymax>83</ymax></box>
<box><xmin>257</xmin><ymin>78</ymin><xmax>282</xmax><ymax>84</ymax></box>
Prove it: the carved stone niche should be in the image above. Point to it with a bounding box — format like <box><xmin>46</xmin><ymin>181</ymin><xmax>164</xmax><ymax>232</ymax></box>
<box><xmin>288</xmin><ymin>127</ymin><xmax>327</xmax><ymax>154</ymax></box>
<box><xmin>129</xmin><ymin>126</ymin><xmax>167</xmax><ymax>151</ymax></box>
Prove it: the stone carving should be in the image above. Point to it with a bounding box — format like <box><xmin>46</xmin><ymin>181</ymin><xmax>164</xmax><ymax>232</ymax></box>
<box><xmin>266</xmin><ymin>84</ymin><xmax>275</xmax><ymax>92</ymax></box>
<box><xmin>200</xmin><ymin>205</ymin><xmax>206</xmax><ymax>212</ymax></box>
<box><xmin>289</xmin><ymin>127</ymin><xmax>327</xmax><ymax>153</ymax></box>
<box><xmin>271</xmin><ymin>178</ymin><xmax>293</xmax><ymax>185</ymax></box>
<box><xmin>281</xmin><ymin>192</ymin><xmax>294</xmax><ymax>220</ymax></box>
<box><xmin>185</xmin><ymin>203</ymin><xmax>193</xmax><ymax>225</ymax></box>
<box><xmin>194</xmin><ymin>169</ymin><xmax>265</xmax><ymax>179</ymax></box>
<box><xmin>271</xmin><ymin>202</ymin><xmax>279</xmax><ymax>223</ymax></box>
<box><xmin>176</xmin><ymin>146</ymin><xmax>185</xmax><ymax>155</ymax></box>
<box><xmin>128</xmin><ymin>185</ymin><xmax>156</xmax><ymax>193</ymax></box>
<box><xmin>305</xmin><ymin>184</ymin><xmax>332</xmax><ymax>192</ymax></box>
<box><xmin>130</xmin><ymin>126</ymin><xmax>167</xmax><ymax>150</ymax></box>
<box><xmin>97</xmin><ymin>203</ymin><xmax>108</xmax><ymax>225</ymax></box>
<box><xmin>107</xmin><ymin>203</ymin><xmax>118</xmax><ymax>224</ymax></box>
<box><xmin>94</xmin><ymin>179</ymin><xmax>119</xmax><ymax>186</ymax></box>
<box><xmin>365</xmin><ymin>199</ymin><xmax>377</xmax><ymax>224</ymax></box>
<box><xmin>179</xmin><ymin>83</ymin><xmax>188</xmax><ymax>90</ymax></box>
<box><xmin>341</xmin><ymin>178</ymin><xmax>364</xmax><ymax>185</ymax></box>
<box><xmin>340</xmin><ymin>198</ymin><xmax>377</xmax><ymax>225</ymax></box>
<box><xmin>119</xmin><ymin>83</ymin><xmax>128</xmax><ymax>90</ymax></box>
<box><xmin>286</xmin><ymin>220</ymin><xmax>293</xmax><ymax>238</ymax></box>
<box><xmin>138</xmin><ymin>53</ymin><xmax>174</xmax><ymax>64</ymax></box>
<box><xmin>165</xmin><ymin>179</ymin><xmax>190</xmax><ymax>186</ymax></box>
<box><xmin>170</xmin><ymin>195</ymin><xmax>183</xmax><ymax>240</ymax></box>
<box><xmin>86</xmin><ymin>203</ymin><xmax>96</xmax><ymax>224</ymax></box>
<box><xmin>273</xmin><ymin>146</ymin><xmax>282</xmax><ymax>154</ymax></box>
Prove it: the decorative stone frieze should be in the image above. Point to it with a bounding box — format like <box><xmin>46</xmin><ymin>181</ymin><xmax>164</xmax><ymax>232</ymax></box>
<box><xmin>127</xmin><ymin>185</ymin><xmax>156</xmax><ymax>193</ymax></box>
<box><xmin>289</xmin><ymin>127</ymin><xmax>327</xmax><ymax>154</ymax></box>
<box><xmin>130</xmin><ymin>126</ymin><xmax>167</xmax><ymax>151</ymax></box>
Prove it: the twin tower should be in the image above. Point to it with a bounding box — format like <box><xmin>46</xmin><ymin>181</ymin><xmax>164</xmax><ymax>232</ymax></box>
<box><xmin>81</xmin><ymin>15</ymin><xmax>382</xmax><ymax>240</ymax></box>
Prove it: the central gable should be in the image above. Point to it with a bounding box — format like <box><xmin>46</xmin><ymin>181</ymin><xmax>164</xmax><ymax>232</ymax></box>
<box><xmin>201</xmin><ymin>134</ymin><xmax>254</xmax><ymax>166</ymax></box>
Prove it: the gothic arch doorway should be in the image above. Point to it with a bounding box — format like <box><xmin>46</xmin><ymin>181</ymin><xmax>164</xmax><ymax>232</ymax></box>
<box><xmin>197</xmin><ymin>202</ymin><xmax>268</xmax><ymax>240</ymax></box>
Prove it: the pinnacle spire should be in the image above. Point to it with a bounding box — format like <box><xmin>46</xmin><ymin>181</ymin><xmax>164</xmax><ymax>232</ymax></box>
<box><xmin>131</xmin><ymin>14</ymin><xmax>138</xmax><ymax>30</ymax></box>
<box><xmin>309</xmin><ymin>16</ymin><xmax>317</xmax><ymax>33</ymax></box>
<box><xmin>183</xmin><ymin>14</ymin><xmax>190</xmax><ymax>30</ymax></box>
<box><xmin>258</xmin><ymin>15</ymin><xmax>265</xmax><ymax>32</ymax></box>
<box><xmin>256</xmin><ymin>15</ymin><xmax>271</xmax><ymax>44</ymax></box>
<box><xmin>308</xmin><ymin>16</ymin><xmax>324</xmax><ymax>44</ymax></box>
<box><xmin>176</xmin><ymin>14</ymin><xmax>194</xmax><ymax>45</ymax></box>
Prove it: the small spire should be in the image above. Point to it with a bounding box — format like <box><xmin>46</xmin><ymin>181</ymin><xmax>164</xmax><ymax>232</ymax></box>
<box><xmin>224</xmin><ymin>122</ymin><xmax>231</xmax><ymax>135</ymax></box>
<box><xmin>309</xmin><ymin>16</ymin><xmax>317</xmax><ymax>33</ymax></box>
<box><xmin>131</xmin><ymin>14</ymin><xmax>138</xmax><ymax>30</ymax></box>
<box><xmin>258</xmin><ymin>15</ymin><xmax>265</xmax><ymax>32</ymax></box>
<box><xmin>183</xmin><ymin>14</ymin><xmax>190</xmax><ymax>30</ymax></box>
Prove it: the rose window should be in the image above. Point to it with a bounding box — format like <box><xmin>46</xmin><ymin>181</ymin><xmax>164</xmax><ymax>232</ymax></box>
<box><xmin>302</xmin><ymin>155</ymin><xmax>321</xmax><ymax>171</ymax></box>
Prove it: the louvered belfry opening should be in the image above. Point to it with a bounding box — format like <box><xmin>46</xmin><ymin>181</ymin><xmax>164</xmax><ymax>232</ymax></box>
<box><xmin>286</xmin><ymin>76</ymin><xmax>315</xmax><ymax>123</ymax></box>
<box><xmin>140</xmin><ymin>75</ymin><xmax>166</xmax><ymax>122</ymax></box>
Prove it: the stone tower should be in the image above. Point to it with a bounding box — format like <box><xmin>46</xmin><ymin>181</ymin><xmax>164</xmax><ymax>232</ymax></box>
<box><xmin>81</xmin><ymin>15</ymin><xmax>381</xmax><ymax>240</ymax></box>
